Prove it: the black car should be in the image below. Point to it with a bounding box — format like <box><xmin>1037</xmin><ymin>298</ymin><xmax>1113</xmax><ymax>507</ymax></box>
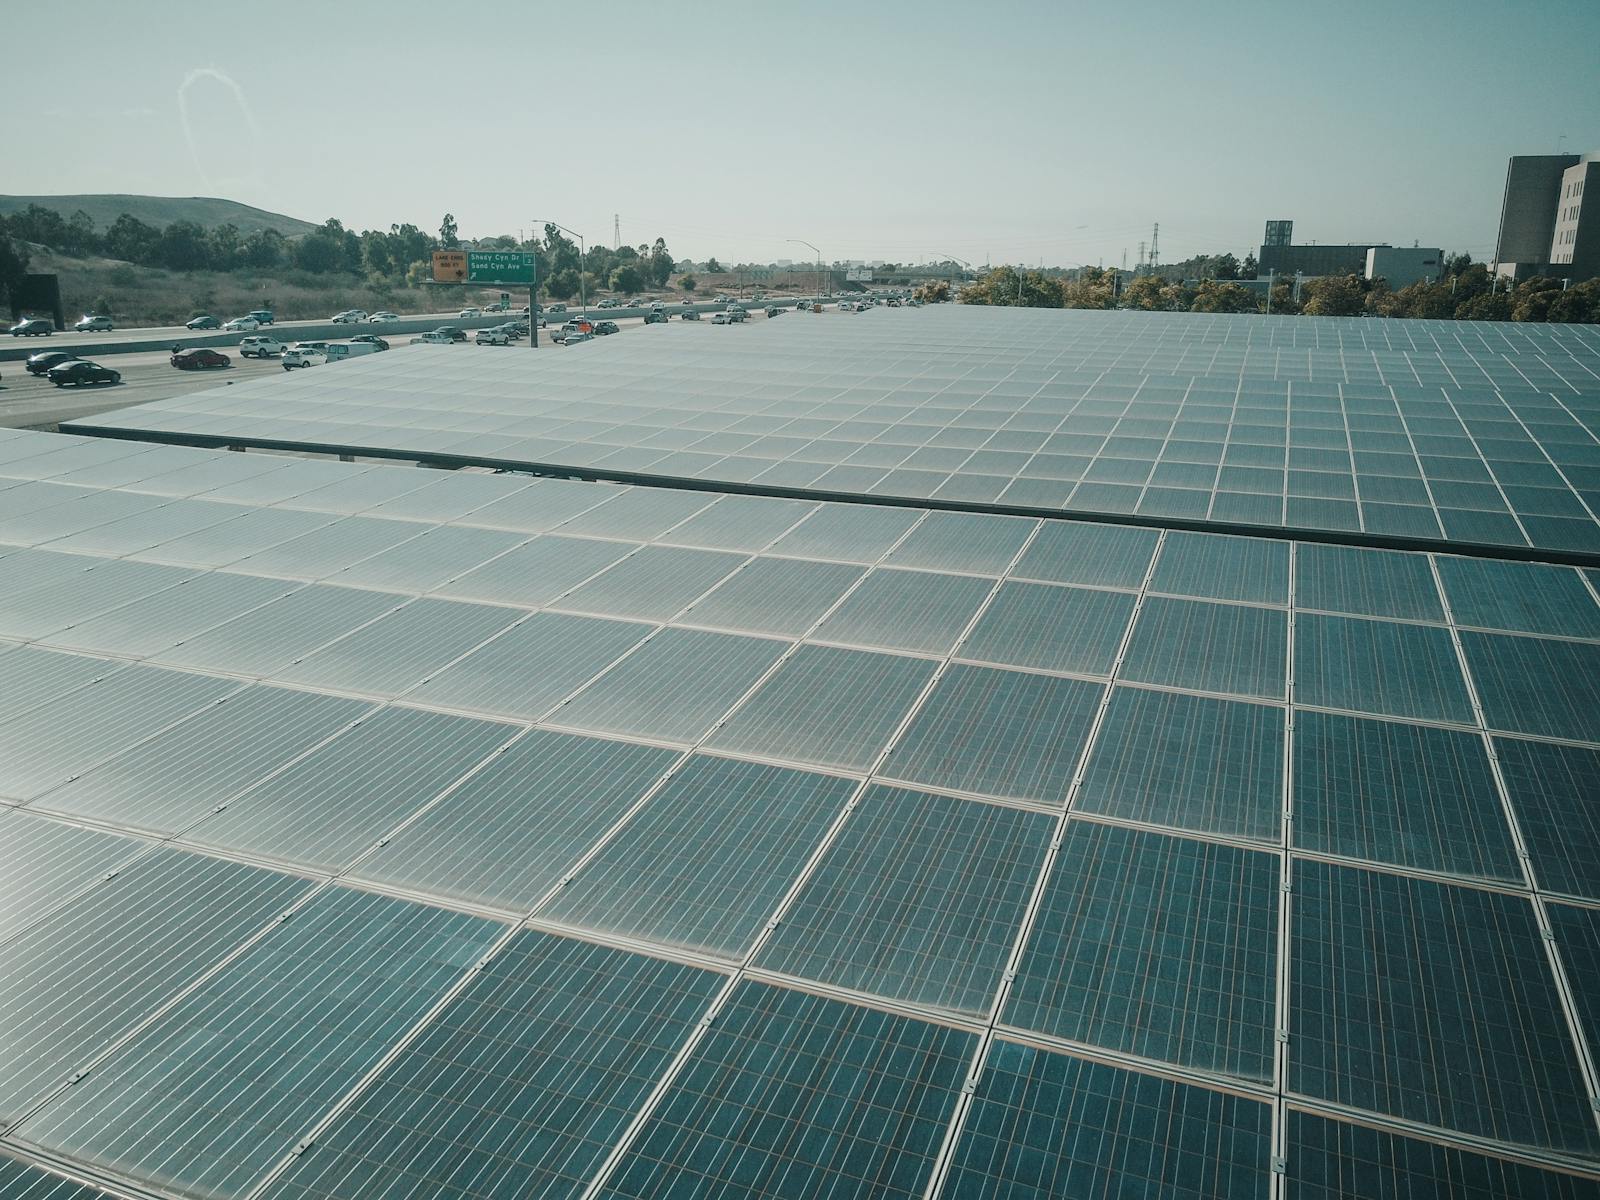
<box><xmin>432</xmin><ymin>326</ymin><xmax>469</xmax><ymax>343</ymax></box>
<box><xmin>47</xmin><ymin>360</ymin><xmax>120</xmax><ymax>387</ymax></box>
<box><xmin>186</xmin><ymin>314</ymin><xmax>221</xmax><ymax>330</ymax></box>
<box><xmin>350</xmin><ymin>334</ymin><xmax>390</xmax><ymax>351</ymax></box>
<box><xmin>593</xmin><ymin>320</ymin><xmax>620</xmax><ymax>335</ymax></box>
<box><xmin>25</xmin><ymin>351</ymin><xmax>78</xmax><ymax>376</ymax></box>
<box><xmin>9</xmin><ymin>318</ymin><xmax>52</xmax><ymax>337</ymax></box>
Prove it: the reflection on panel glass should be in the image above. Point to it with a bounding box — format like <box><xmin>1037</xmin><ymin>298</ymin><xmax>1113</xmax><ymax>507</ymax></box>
<box><xmin>941</xmin><ymin>1041</ymin><xmax>1271</xmax><ymax>1200</ymax></box>
<box><xmin>16</xmin><ymin>888</ymin><xmax>502</xmax><ymax>1199</ymax></box>
<box><xmin>600</xmin><ymin>982</ymin><xmax>973</xmax><ymax>1200</ymax></box>
<box><xmin>882</xmin><ymin>664</ymin><xmax>1101</xmax><ymax>805</ymax></box>
<box><xmin>265</xmin><ymin>932</ymin><xmax>721</xmax><ymax>1200</ymax></box>
<box><xmin>756</xmin><ymin>786</ymin><xmax>1051</xmax><ymax>1013</ymax></box>
<box><xmin>706</xmin><ymin>644</ymin><xmax>935</xmax><ymax>772</ymax></box>
<box><xmin>542</xmin><ymin>755</ymin><xmax>854</xmax><ymax>957</ymax></box>
<box><xmin>1078</xmin><ymin>687</ymin><xmax>1284</xmax><ymax>841</ymax></box>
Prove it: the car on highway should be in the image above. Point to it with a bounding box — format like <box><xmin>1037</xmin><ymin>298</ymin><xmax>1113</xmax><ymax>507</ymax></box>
<box><xmin>24</xmin><ymin>351</ymin><xmax>77</xmax><ymax>375</ymax></box>
<box><xmin>458</xmin><ymin>307</ymin><xmax>481</xmax><ymax>319</ymax></box>
<box><xmin>239</xmin><ymin>336</ymin><xmax>287</xmax><ymax>358</ymax></box>
<box><xmin>283</xmin><ymin>347</ymin><xmax>325</xmax><ymax>368</ymax></box>
<box><xmin>475</xmin><ymin>329</ymin><xmax>511</xmax><ymax>345</ymax></box>
<box><xmin>223</xmin><ymin>316</ymin><xmax>260</xmax><ymax>332</ymax></box>
<box><xmin>73</xmin><ymin>314</ymin><xmax>114</xmax><ymax>332</ymax></box>
<box><xmin>410</xmin><ymin>331</ymin><xmax>455</xmax><ymax>345</ymax></box>
<box><xmin>559</xmin><ymin>331</ymin><xmax>594</xmax><ymax>345</ymax></box>
<box><xmin>186</xmin><ymin>314</ymin><xmax>221</xmax><ymax>330</ymax></box>
<box><xmin>592</xmin><ymin>320</ymin><xmax>620</xmax><ymax>336</ymax></box>
<box><xmin>47</xmin><ymin>360</ymin><xmax>120</xmax><ymax>387</ymax></box>
<box><xmin>171</xmin><ymin>347</ymin><xmax>231</xmax><ymax>370</ymax></box>
<box><xmin>247</xmin><ymin>310</ymin><xmax>275</xmax><ymax>325</ymax></box>
<box><xmin>369</xmin><ymin>311</ymin><xmax>400</xmax><ymax>323</ymax></box>
<box><xmin>644</xmin><ymin>311</ymin><xmax>668</xmax><ymax>324</ymax></box>
<box><xmin>680</xmin><ymin>309</ymin><xmax>701</xmax><ymax>321</ymax></box>
<box><xmin>9</xmin><ymin>318</ymin><xmax>53</xmax><ymax>337</ymax></box>
<box><xmin>350</xmin><ymin>334</ymin><xmax>390</xmax><ymax>351</ymax></box>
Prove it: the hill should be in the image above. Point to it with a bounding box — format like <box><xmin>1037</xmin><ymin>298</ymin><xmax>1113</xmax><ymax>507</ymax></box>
<box><xmin>0</xmin><ymin>194</ymin><xmax>317</xmax><ymax>237</ymax></box>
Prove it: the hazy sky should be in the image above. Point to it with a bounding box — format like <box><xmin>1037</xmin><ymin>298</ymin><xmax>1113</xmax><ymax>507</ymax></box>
<box><xmin>9</xmin><ymin>0</ymin><xmax>1599</xmax><ymax>266</ymax></box>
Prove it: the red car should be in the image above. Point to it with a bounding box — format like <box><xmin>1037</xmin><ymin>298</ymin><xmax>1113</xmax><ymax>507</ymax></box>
<box><xmin>171</xmin><ymin>348</ymin><xmax>231</xmax><ymax>370</ymax></box>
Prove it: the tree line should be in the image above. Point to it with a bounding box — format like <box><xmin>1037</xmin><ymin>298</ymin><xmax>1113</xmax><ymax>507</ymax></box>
<box><xmin>0</xmin><ymin>205</ymin><xmax>681</xmax><ymax>305</ymax></box>
<box><xmin>958</xmin><ymin>255</ymin><xmax>1600</xmax><ymax>323</ymax></box>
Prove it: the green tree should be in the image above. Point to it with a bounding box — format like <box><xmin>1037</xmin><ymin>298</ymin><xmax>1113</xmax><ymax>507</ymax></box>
<box><xmin>103</xmin><ymin>213</ymin><xmax>159</xmax><ymax>264</ymax></box>
<box><xmin>0</xmin><ymin>226</ymin><xmax>30</xmax><ymax>308</ymax></box>
<box><xmin>678</xmin><ymin>274</ymin><xmax>697</xmax><ymax>293</ymax></box>
<box><xmin>439</xmin><ymin>213</ymin><xmax>459</xmax><ymax>249</ymax></box>
<box><xmin>546</xmin><ymin>268</ymin><xmax>579</xmax><ymax>300</ymax></box>
<box><xmin>609</xmin><ymin>262</ymin><xmax>646</xmax><ymax>294</ymax></box>
<box><xmin>1190</xmin><ymin>280</ymin><xmax>1259</xmax><ymax>313</ymax></box>
<box><xmin>241</xmin><ymin>227</ymin><xmax>285</xmax><ymax>269</ymax></box>
<box><xmin>154</xmin><ymin>220</ymin><xmax>212</xmax><ymax>271</ymax></box>
<box><xmin>1301</xmin><ymin>274</ymin><xmax>1366</xmax><ymax>316</ymax></box>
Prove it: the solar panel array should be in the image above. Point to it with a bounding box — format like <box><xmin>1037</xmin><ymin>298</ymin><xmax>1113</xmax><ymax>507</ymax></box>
<box><xmin>1</xmin><ymin>421</ymin><xmax>1599</xmax><ymax>1198</ymax></box>
<box><xmin>65</xmin><ymin>307</ymin><xmax>1600</xmax><ymax>558</ymax></box>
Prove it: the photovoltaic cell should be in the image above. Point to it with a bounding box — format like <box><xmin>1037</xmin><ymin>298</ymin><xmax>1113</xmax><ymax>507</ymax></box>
<box><xmin>599</xmin><ymin>981</ymin><xmax>974</xmax><ymax>1200</ymax></box>
<box><xmin>542</xmin><ymin>755</ymin><xmax>854</xmax><ymax>957</ymax></box>
<box><xmin>958</xmin><ymin>581</ymin><xmax>1135</xmax><ymax>676</ymax></box>
<box><xmin>1006</xmin><ymin>820</ymin><xmax>1279</xmax><ymax>1079</ymax></box>
<box><xmin>553</xmin><ymin>627</ymin><xmax>788</xmax><ymax>744</ymax></box>
<box><xmin>1293</xmin><ymin>712</ymin><xmax>1519</xmax><ymax>880</ymax></box>
<box><xmin>15</xmin><ymin>888</ymin><xmax>503</xmax><ymax>1199</ymax></box>
<box><xmin>1287</xmin><ymin>1109</ymin><xmax>1600</xmax><ymax>1200</ymax></box>
<box><xmin>1460</xmin><ymin>631</ymin><xmax>1600</xmax><ymax>743</ymax></box>
<box><xmin>755</xmin><ymin>786</ymin><xmax>1052</xmax><ymax>1013</ymax></box>
<box><xmin>350</xmin><ymin>730</ymin><xmax>679</xmax><ymax>912</ymax></box>
<box><xmin>940</xmin><ymin>1040</ymin><xmax>1272</xmax><ymax>1200</ymax></box>
<box><xmin>0</xmin><ymin>848</ymin><xmax>313</xmax><ymax>1124</ymax></box>
<box><xmin>881</xmin><ymin>664</ymin><xmax>1102</xmax><ymax>806</ymax></box>
<box><xmin>706</xmin><ymin>644</ymin><xmax>935</xmax><ymax>772</ymax></box>
<box><xmin>1121</xmin><ymin>596</ymin><xmax>1287</xmax><ymax>700</ymax></box>
<box><xmin>263</xmin><ymin>932</ymin><xmax>722</xmax><ymax>1200</ymax></box>
<box><xmin>1076</xmin><ymin>687</ymin><xmax>1284</xmax><ymax>841</ymax></box>
<box><xmin>1290</xmin><ymin>860</ymin><xmax>1597</xmax><ymax>1152</ymax></box>
<box><xmin>1295</xmin><ymin>614</ymin><xmax>1473</xmax><ymax>724</ymax></box>
<box><xmin>1496</xmin><ymin>737</ymin><xmax>1600</xmax><ymax>900</ymax></box>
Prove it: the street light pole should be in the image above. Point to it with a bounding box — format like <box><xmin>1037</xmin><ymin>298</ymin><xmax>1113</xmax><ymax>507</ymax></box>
<box><xmin>789</xmin><ymin>239</ymin><xmax>822</xmax><ymax>302</ymax></box>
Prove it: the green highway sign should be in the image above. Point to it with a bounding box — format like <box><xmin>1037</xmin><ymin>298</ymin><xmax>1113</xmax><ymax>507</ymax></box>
<box><xmin>467</xmin><ymin>251</ymin><xmax>535</xmax><ymax>284</ymax></box>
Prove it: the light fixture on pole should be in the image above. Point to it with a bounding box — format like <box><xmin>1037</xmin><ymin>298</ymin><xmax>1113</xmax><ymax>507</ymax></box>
<box><xmin>535</xmin><ymin>219</ymin><xmax>588</xmax><ymax>317</ymax></box>
<box><xmin>788</xmin><ymin>238</ymin><xmax>823</xmax><ymax>301</ymax></box>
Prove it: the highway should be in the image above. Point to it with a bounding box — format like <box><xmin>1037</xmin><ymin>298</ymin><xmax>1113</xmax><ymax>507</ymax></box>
<box><xmin>0</xmin><ymin>303</ymin><xmax>841</xmax><ymax>429</ymax></box>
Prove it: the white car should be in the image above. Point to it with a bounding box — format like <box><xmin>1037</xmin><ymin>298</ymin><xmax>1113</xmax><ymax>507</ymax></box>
<box><xmin>223</xmin><ymin>316</ymin><xmax>261</xmax><ymax>332</ymax></box>
<box><xmin>459</xmin><ymin>307</ymin><xmax>481</xmax><ymax>318</ymax></box>
<box><xmin>282</xmin><ymin>348</ymin><xmax>324</xmax><ymax>369</ymax></box>
<box><xmin>475</xmin><ymin>329</ymin><xmax>511</xmax><ymax>345</ymax></box>
<box><xmin>410</xmin><ymin>331</ymin><xmax>454</xmax><ymax>345</ymax></box>
<box><xmin>239</xmin><ymin>336</ymin><xmax>287</xmax><ymax>358</ymax></box>
<box><xmin>369</xmin><ymin>311</ymin><xmax>400</xmax><ymax>323</ymax></box>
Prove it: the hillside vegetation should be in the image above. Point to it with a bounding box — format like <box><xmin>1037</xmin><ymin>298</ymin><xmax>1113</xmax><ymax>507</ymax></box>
<box><xmin>0</xmin><ymin>195</ymin><xmax>315</xmax><ymax>237</ymax></box>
